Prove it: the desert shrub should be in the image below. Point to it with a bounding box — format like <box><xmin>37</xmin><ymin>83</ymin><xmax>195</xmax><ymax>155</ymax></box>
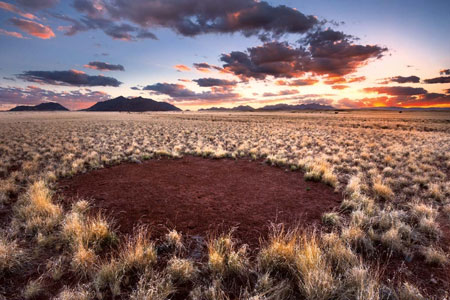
<box><xmin>396</xmin><ymin>282</ymin><xmax>425</xmax><ymax>300</ymax></box>
<box><xmin>189</xmin><ymin>279</ymin><xmax>228</xmax><ymax>300</ymax></box>
<box><xmin>373</xmin><ymin>178</ymin><xmax>394</xmax><ymax>200</ymax></box>
<box><xmin>208</xmin><ymin>233</ymin><xmax>248</xmax><ymax>278</ymax></box>
<box><xmin>94</xmin><ymin>259</ymin><xmax>124</xmax><ymax>299</ymax></box>
<box><xmin>258</xmin><ymin>227</ymin><xmax>297</xmax><ymax>275</ymax></box>
<box><xmin>422</xmin><ymin>247</ymin><xmax>449</xmax><ymax>266</ymax></box>
<box><xmin>130</xmin><ymin>271</ymin><xmax>174</xmax><ymax>300</ymax></box>
<box><xmin>0</xmin><ymin>233</ymin><xmax>25</xmax><ymax>277</ymax></box>
<box><xmin>119</xmin><ymin>226</ymin><xmax>157</xmax><ymax>273</ymax></box>
<box><xmin>321</xmin><ymin>232</ymin><xmax>358</xmax><ymax>273</ymax></box>
<box><xmin>342</xmin><ymin>265</ymin><xmax>380</xmax><ymax>300</ymax></box>
<box><xmin>71</xmin><ymin>241</ymin><xmax>97</xmax><ymax>277</ymax></box>
<box><xmin>165</xmin><ymin>229</ymin><xmax>183</xmax><ymax>251</ymax></box>
<box><xmin>321</xmin><ymin>212</ymin><xmax>341</xmax><ymax>227</ymax></box>
<box><xmin>23</xmin><ymin>277</ymin><xmax>44</xmax><ymax>299</ymax></box>
<box><xmin>295</xmin><ymin>233</ymin><xmax>340</xmax><ymax>299</ymax></box>
<box><xmin>166</xmin><ymin>257</ymin><xmax>197</xmax><ymax>283</ymax></box>
<box><xmin>13</xmin><ymin>180</ymin><xmax>62</xmax><ymax>236</ymax></box>
<box><xmin>54</xmin><ymin>285</ymin><xmax>92</xmax><ymax>300</ymax></box>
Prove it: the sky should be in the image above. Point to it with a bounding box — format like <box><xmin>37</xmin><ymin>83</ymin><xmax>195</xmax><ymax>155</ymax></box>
<box><xmin>0</xmin><ymin>0</ymin><xmax>449</xmax><ymax>111</ymax></box>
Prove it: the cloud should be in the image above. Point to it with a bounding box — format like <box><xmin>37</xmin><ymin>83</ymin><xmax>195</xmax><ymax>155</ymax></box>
<box><xmin>143</xmin><ymin>82</ymin><xmax>239</xmax><ymax>102</ymax></box>
<box><xmin>0</xmin><ymin>85</ymin><xmax>109</xmax><ymax>110</ymax></box>
<box><xmin>18</xmin><ymin>70</ymin><xmax>122</xmax><ymax>87</ymax></box>
<box><xmin>174</xmin><ymin>64</ymin><xmax>191</xmax><ymax>72</ymax></box>
<box><xmin>84</xmin><ymin>61</ymin><xmax>125</xmax><ymax>71</ymax></box>
<box><xmin>347</xmin><ymin>76</ymin><xmax>366</xmax><ymax>83</ymax></box>
<box><xmin>337</xmin><ymin>87</ymin><xmax>450</xmax><ymax>108</ymax></box>
<box><xmin>445</xmin><ymin>88</ymin><xmax>450</xmax><ymax>94</ymax></box>
<box><xmin>193</xmin><ymin>62</ymin><xmax>223</xmax><ymax>73</ymax></box>
<box><xmin>381</xmin><ymin>75</ymin><xmax>420</xmax><ymax>84</ymax></box>
<box><xmin>0</xmin><ymin>1</ymin><xmax>37</xmax><ymax>19</ymax></box>
<box><xmin>0</xmin><ymin>28</ymin><xmax>25</xmax><ymax>38</ymax></box>
<box><xmin>262</xmin><ymin>89</ymin><xmax>299</xmax><ymax>97</ymax></box>
<box><xmin>440</xmin><ymin>69</ymin><xmax>450</xmax><ymax>75</ymax></box>
<box><xmin>193</xmin><ymin>78</ymin><xmax>237</xmax><ymax>87</ymax></box>
<box><xmin>220</xmin><ymin>30</ymin><xmax>386</xmax><ymax>81</ymax></box>
<box><xmin>363</xmin><ymin>86</ymin><xmax>427</xmax><ymax>95</ymax></box>
<box><xmin>423</xmin><ymin>76</ymin><xmax>450</xmax><ymax>84</ymax></box>
<box><xmin>15</xmin><ymin>0</ymin><xmax>58</xmax><ymax>10</ymax></box>
<box><xmin>332</xmin><ymin>85</ymin><xmax>349</xmax><ymax>90</ymax></box>
<box><xmin>70</xmin><ymin>0</ymin><xmax>319</xmax><ymax>41</ymax></box>
<box><xmin>275</xmin><ymin>78</ymin><xmax>318</xmax><ymax>86</ymax></box>
<box><xmin>9</xmin><ymin>18</ymin><xmax>55</xmax><ymax>39</ymax></box>
<box><xmin>53</xmin><ymin>13</ymin><xmax>157</xmax><ymax>41</ymax></box>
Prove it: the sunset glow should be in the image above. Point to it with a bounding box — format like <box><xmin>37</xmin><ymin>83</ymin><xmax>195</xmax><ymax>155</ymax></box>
<box><xmin>0</xmin><ymin>0</ymin><xmax>449</xmax><ymax>110</ymax></box>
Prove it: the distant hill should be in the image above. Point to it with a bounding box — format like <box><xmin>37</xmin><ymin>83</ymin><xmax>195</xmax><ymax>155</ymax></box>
<box><xmin>359</xmin><ymin>106</ymin><xmax>450</xmax><ymax>111</ymax></box>
<box><xmin>199</xmin><ymin>103</ymin><xmax>335</xmax><ymax>112</ymax></box>
<box><xmin>199</xmin><ymin>105</ymin><xmax>255</xmax><ymax>112</ymax></box>
<box><xmin>85</xmin><ymin>96</ymin><xmax>181</xmax><ymax>112</ymax></box>
<box><xmin>259</xmin><ymin>103</ymin><xmax>335</xmax><ymax>110</ymax></box>
<box><xmin>10</xmin><ymin>102</ymin><xmax>69</xmax><ymax>111</ymax></box>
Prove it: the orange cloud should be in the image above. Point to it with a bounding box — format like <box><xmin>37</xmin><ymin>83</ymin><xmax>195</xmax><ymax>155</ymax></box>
<box><xmin>174</xmin><ymin>64</ymin><xmax>191</xmax><ymax>72</ymax></box>
<box><xmin>9</xmin><ymin>18</ymin><xmax>55</xmax><ymax>39</ymax></box>
<box><xmin>0</xmin><ymin>1</ymin><xmax>37</xmax><ymax>20</ymax></box>
<box><xmin>0</xmin><ymin>28</ymin><xmax>25</xmax><ymax>39</ymax></box>
<box><xmin>70</xmin><ymin>69</ymin><xmax>86</xmax><ymax>75</ymax></box>
<box><xmin>332</xmin><ymin>85</ymin><xmax>349</xmax><ymax>90</ymax></box>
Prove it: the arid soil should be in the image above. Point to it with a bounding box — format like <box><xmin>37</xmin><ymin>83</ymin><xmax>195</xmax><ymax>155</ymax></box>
<box><xmin>58</xmin><ymin>156</ymin><xmax>341</xmax><ymax>248</ymax></box>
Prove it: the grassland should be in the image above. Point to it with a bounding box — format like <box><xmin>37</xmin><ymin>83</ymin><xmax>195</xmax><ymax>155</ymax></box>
<box><xmin>0</xmin><ymin>110</ymin><xmax>449</xmax><ymax>299</ymax></box>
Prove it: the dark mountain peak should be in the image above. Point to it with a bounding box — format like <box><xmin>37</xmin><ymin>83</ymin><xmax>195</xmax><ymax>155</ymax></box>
<box><xmin>10</xmin><ymin>102</ymin><xmax>69</xmax><ymax>111</ymax></box>
<box><xmin>85</xmin><ymin>96</ymin><xmax>181</xmax><ymax>112</ymax></box>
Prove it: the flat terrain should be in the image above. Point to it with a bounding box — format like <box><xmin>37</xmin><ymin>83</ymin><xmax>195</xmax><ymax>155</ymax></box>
<box><xmin>58</xmin><ymin>156</ymin><xmax>341</xmax><ymax>248</ymax></box>
<box><xmin>0</xmin><ymin>111</ymin><xmax>449</xmax><ymax>299</ymax></box>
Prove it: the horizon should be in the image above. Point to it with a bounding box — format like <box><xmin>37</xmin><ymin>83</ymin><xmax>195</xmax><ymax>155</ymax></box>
<box><xmin>1</xmin><ymin>0</ymin><xmax>449</xmax><ymax>111</ymax></box>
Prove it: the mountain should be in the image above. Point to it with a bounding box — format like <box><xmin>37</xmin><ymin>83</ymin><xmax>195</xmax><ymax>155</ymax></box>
<box><xmin>10</xmin><ymin>102</ymin><xmax>69</xmax><ymax>111</ymax></box>
<box><xmin>199</xmin><ymin>105</ymin><xmax>255</xmax><ymax>112</ymax></box>
<box><xmin>259</xmin><ymin>103</ymin><xmax>335</xmax><ymax>110</ymax></box>
<box><xmin>358</xmin><ymin>106</ymin><xmax>450</xmax><ymax>111</ymax></box>
<box><xmin>85</xmin><ymin>96</ymin><xmax>181</xmax><ymax>112</ymax></box>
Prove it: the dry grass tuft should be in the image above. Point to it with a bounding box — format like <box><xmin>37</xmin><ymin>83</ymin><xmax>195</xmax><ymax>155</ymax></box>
<box><xmin>208</xmin><ymin>232</ymin><xmax>248</xmax><ymax>278</ymax></box>
<box><xmin>0</xmin><ymin>233</ymin><xmax>25</xmax><ymax>277</ymax></box>
<box><xmin>14</xmin><ymin>180</ymin><xmax>62</xmax><ymax>236</ymax></box>
<box><xmin>295</xmin><ymin>233</ymin><xmax>340</xmax><ymax>299</ymax></box>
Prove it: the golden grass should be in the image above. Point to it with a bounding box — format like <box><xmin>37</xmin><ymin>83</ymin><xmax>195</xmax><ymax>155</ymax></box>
<box><xmin>1</xmin><ymin>111</ymin><xmax>449</xmax><ymax>298</ymax></box>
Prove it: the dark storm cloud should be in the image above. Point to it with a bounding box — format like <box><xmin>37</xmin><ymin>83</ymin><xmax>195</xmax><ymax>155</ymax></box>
<box><xmin>53</xmin><ymin>13</ymin><xmax>157</xmax><ymax>41</ymax></box>
<box><xmin>71</xmin><ymin>0</ymin><xmax>319</xmax><ymax>40</ymax></box>
<box><xmin>193</xmin><ymin>63</ymin><xmax>223</xmax><ymax>72</ymax></box>
<box><xmin>18</xmin><ymin>70</ymin><xmax>122</xmax><ymax>87</ymax></box>
<box><xmin>382</xmin><ymin>75</ymin><xmax>420</xmax><ymax>84</ymax></box>
<box><xmin>143</xmin><ymin>83</ymin><xmax>196</xmax><ymax>98</ymax></box>
<box><xmin>220</xmin><ymin>29</ymin><xmax>387</xmax><ymax>80</ymax></box>
<box><xmin>143</xmin><ymin>82</ymin><xmax>238</xmax><ymax>102</ymax></box>
<box><xmin>84</xmin><ymin>61</ymin><xmax>125</xmax><ymax>71</ymax></box>
<box><xmin>15</xmin><ymin>0</ymin><xmax>59</xmax><ymax>10</ymax></box>
<box><xmin>193</xmin><ymin>78</ymin><xmax>237</xmax><ymax>87</ymax></box>
<box><xmin>423</xmin><ymin>76</ymin><xmax>450</xmax><ymax>84</ymax></box>
<box><xmin>440</xmin><ymin>69</ymin><xmax>450</xmax><ymax>75</ymax></box>
<box><xmin>363</xmin><ymin>86</ymin><xmax>427</xmax><ymax>95</ymax></box>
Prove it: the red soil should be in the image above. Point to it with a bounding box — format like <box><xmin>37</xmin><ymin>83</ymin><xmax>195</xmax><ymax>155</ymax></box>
<box><xmin>58</xmin><ymin>156</ymin><xmax>341</xmax><ymax>248</ymax></box>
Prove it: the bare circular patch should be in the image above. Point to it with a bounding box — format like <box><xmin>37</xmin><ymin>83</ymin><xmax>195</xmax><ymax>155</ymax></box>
<box><xmin>58</xmin><ymin>156</ymin><xmax>341</xmax><ymax>246</ymax></box>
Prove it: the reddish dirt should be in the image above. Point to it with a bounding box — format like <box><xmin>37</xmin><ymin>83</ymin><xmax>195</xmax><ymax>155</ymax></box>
<box><xmin>58</xmin><ymin>156</ymin><xmax>341</xmax><ymax>248</ymax></box>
